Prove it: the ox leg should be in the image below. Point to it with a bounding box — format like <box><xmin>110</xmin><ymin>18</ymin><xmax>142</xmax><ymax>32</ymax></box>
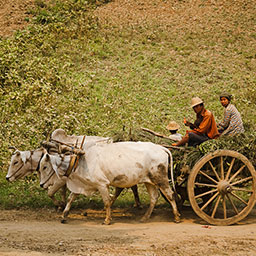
<box><xmin>159</xmin><ymin>183</ymin><xmax>181</xmax><ymax>223</ymax></box>
<box><xmin>131</xmin><ymin>185</ymin><xmax>141</xmax><ymax>208</ymax></box>
<box><xmin>48</xmin><ymin>177</ymin><xmax>67</xmax><ymax>211</ymax></box>
<box><xmin>60</xmin><ymin>185</ymin><xmax>67</xmax><ymax>206</ymax></box>
<box><xmin>111</xmin><ymin>186</ymin><xmax>140</xmax><ymax>208</ymax></box>
<box><xmin>110</xmin><ymin>187</ymin><xmax>123</xmax><ymax>206</ymax></box>
<box><xmin>61</xmin><ymin>192</ymin><xmax>78</xmax><ymax>223</ymax></box>
<box><xmin>98</xmin><ymin>186</ymin><xmax>112</xmax><ymax>225</ymax></box>
<box><xmin>140</xmin><ymin>183</ymin><xmax>159</xmax><ymax>222</ymax></box>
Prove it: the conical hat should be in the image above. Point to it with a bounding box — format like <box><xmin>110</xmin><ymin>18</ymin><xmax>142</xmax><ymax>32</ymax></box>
<box><xmin>166</xmin><ymin>121</ymin><xmax>180</xmax><ymax>130</ymax></box>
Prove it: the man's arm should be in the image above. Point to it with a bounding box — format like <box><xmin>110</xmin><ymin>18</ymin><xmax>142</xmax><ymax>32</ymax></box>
<box><xmin>218</xmin><ymin>109</ymin><xmax>231</xmax><ymax>130</ymax></box>
<box><xmin>193</xmin><ymin>114</ymin><xmax>212</xmax><ymax>134</ymax></box>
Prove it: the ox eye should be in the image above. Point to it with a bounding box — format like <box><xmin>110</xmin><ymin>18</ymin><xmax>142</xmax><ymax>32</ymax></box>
<box><xmin>13</xmin><ymin>161</ymin><xmax>18</xmax><ymax>165</ymax></box>
<box><xmin>43</xmin><ymin>166</ymin><xmax>47</xmax><ymax>170</ymax></box>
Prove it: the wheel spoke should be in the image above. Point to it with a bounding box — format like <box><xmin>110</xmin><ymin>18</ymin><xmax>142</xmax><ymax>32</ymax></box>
<box><xmin>225</xmin><ymin>157</ymin><xmax>235</xmax><ymax>180</ymax></box>
<box><xmin>208</xmin><ymin>160</ymin><xmax>221</xmax><ymax>181</ymax></box>
<box><xmin>211</xmin><ymin>195</ymin><xmax>221</xmax><ymax>218</ymax></box>
<box><xmin>226</xmin><ymin>194</ymin><xmax>239</xmax><ymax>214</ymax></box>
<box><xmin>195</xmin><ymin>188</ymin><xmax>218</xmax><ymax>199</ymax></box>
<box><xmin>222</xmin><ymin>195</ymin><xmax>227</xmax><ymax>219</ymax></box>
<box><xmin>220</xmin><ymin>156</ymin><xmax>224</xmax><ymax>180</ymax></box>
<box><xmin>232</xmin><ymin>187</ymin><xmax>253</xmax><ymax>193</ymax></box>
<box><xmin>195</xmin><ymin>182</ymin><xmax>217</xmax><ymax>188</ymax></box>
<box><xmin>199</xmin><ymin>170</ymin><xmax>218</xmax><ymax>184</ymax></box>
<box><xmin>230</xmin><ymin>191</ymin><xmax>248</xmax><ymax>206</ymax></box>
<box><xmin>228</xmin><ymin>165</ymin><xmax>246</xmax><ymax>183</ymax></box>
<box><xmin>231</xmin><ymin>176</ymin><xmax>252</xmax><ymax>186</ymax></box>
<box><xmin>200</xmin><ymin>192</ymin><xmax>219</xmax><ymax>211</ymax></box>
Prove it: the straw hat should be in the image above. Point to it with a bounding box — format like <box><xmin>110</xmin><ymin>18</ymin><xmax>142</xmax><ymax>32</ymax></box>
<box><xmin>191</xmin><ymin>97</ymin><xmax>203</xmax><ymax>108</ymax></box>
<box><xmin>166</xmin><ymin>121</ymin><xmax>180</xmax><ymax>130</ymax></box>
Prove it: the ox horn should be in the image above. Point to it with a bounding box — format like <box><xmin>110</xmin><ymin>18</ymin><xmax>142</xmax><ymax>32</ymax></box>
<box><xmin>8</xmin><ymin>146</ymin><xmax>17</xmax><ymax>151</ymax></box>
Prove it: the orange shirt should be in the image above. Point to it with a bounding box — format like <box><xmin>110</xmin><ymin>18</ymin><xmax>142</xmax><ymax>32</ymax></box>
<box><xmin>190</xmin><ymin>109</ymin><xmax>219</xmax><ymax>139</ymax></box>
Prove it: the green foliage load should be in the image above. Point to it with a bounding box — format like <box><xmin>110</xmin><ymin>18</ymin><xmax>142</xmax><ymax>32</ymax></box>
<box><xmin>112</xmin><ymin>128</ymin><xmax>256</xmax><ymax>172</ymax></box>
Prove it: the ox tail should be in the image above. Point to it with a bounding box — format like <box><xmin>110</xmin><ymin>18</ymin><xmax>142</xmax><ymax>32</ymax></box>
<box><xmin>162</xmin><ymin>147</ymin><xmax>176</xmax><ymax>193</ymax></box>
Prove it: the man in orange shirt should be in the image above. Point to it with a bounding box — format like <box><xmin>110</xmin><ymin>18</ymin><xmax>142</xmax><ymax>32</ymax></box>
<box><xmin>172</xmin><ymin>97</ymin><xmax>219</xmax><ymax>147</ymax></box>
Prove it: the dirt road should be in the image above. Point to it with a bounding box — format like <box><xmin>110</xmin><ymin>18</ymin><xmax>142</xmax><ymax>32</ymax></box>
<box><xmin>0</xmin><ymin>207</ymin><xmax>255</xmax><ymax>256</ymax></box>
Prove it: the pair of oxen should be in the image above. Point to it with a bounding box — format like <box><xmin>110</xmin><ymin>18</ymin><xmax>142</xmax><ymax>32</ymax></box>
<box><xmin>6</xmin><ymin>129</ymin><xmax>180</xmax><ymax>224</ymax></box>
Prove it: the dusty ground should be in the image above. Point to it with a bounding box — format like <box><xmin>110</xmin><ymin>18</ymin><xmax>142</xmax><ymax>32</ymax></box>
<box><xmin>0</xmin><ymin>207</ymin><xmax>256</xmax><ymax>256</ymax></box>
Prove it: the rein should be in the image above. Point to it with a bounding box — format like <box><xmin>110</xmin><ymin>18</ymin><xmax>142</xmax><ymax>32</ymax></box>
<box><xmin>40</xmin><ymin>167</ymin><xmax>57</xmax><ymax>187</ymax></box>
<box><xmin>8</xmin><ymin>162</ymin><xmax>24</xmax><ymax>179</ymax></box>
<box><xmin>36</xmin><ymin>151</ymin><xmax>44</xmax><ymax>172</ymax></box>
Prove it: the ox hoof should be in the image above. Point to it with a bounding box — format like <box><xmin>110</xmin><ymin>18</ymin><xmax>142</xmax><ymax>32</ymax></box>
<box><xmin>57</xmin><ymin>206</ymin><xmax>65</xmax><ymax>212</ymax></box>
<box><xmin>103</xmin><ymin>220</ymin><xmax>111</xmax><ymax>225</ymax></box>
<box><xmin>133</xmin><ymin>204</ymin><xmax>142</xmax><ymax>209</ymax></box>
<box><xmin>174</xmin><ymin>216</ymin><xmax>181</xmax><ymax>223</ymax></box>
<box><xmin>139</xmin><ymin>217</ymin><xmax>148</xmax><ymax>223</ymax></box>
<box><xmin>61</xmin><ymin>219</ymin><xmax>67</xmax><ymax>224</ymax></box>
<box><xmin>83</xmin><ymin>211</ymin><xmax>87</xmax><ymax>217</ymax></box>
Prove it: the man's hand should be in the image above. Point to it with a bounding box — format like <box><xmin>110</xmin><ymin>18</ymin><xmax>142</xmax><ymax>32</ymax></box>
<box><xmin>184</xmin><ymin>118</ymin><xmax>191</xmax><ymax>127</ymax></box>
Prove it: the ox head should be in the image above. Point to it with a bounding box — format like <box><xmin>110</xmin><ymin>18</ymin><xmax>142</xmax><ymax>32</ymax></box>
<box><xmin>6</xmin><ymin>147</ymin><xmax>47</xmax><ymax>182</ymax></box>
<box><xmin>6</xmin><ymin>149</ymin><xmax>32</xmax><ymax>182</ymax></box>
<box><xmin>39</xmin><ymin>153</ymin><xmax>68</xmax><ymax>189</ymax></box>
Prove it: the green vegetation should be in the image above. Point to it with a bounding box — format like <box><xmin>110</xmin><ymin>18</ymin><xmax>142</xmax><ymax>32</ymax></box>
<box><xmin>0</xmin><ymin>0</ymin><xmax>255</xmax><ymax>209</ymax></box>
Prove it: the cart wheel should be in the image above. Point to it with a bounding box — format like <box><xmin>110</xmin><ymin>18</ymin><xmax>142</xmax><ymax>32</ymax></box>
<box><xmin>188</xmin><ymin>150</ymin><xmax>256</xmax><ymax>225</ymax></box>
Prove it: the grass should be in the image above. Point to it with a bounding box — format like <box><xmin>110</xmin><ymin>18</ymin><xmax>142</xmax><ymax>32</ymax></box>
<box><xmin>0</xmin><ymin>0</ymin><xmax>256</xmax><ymax>209</ymax></box>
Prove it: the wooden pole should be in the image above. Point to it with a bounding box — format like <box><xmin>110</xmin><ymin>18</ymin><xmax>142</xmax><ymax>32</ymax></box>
<box><xmin>141</xmin><ymin>127</ymin><xmax>186</xmax><ymax>150</ymax></box>
<box><xmin>141</xmin><ymin>127</ymin><xmax>171</xmax><ymax>139</ymax></box>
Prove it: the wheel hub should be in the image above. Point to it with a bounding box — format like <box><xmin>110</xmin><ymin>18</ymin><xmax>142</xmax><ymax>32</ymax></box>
<box><xmin>217</xmin><ymin>180</ymin><xmax>232</xmax><ymax>195</ymax></box>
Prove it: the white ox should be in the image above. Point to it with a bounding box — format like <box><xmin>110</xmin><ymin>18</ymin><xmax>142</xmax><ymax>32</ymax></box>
<box><xmin>6</xmin><ymin>129</ymin><xmax>140</xmax><ymax>208</ymax></box>
<box><xmin>6</xmin><ymin>147</ymin><xmax>69</xmax><ymax>209</ymax></box>
<box><xmin>5</xmin><ymin>129</ymin><xmax>111</xmax><ymax>208</ymax></box>
<box><xmin>39</xmin><ymin>141</ymin><xmax>181</xmax><ymax>224</ymax></box>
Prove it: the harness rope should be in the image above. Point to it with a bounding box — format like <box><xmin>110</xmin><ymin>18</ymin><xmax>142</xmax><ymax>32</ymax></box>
<box><xmin>65</xmin><ymin>135</ymin><xmax>86</xmax><ymax>177</ymax></box>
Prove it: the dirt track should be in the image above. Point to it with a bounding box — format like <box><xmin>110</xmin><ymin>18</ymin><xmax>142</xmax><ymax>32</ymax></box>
<box><xmin>0</xmin><ymin>207</ymin><xmax>256</xmax><ymax>256</ymax></box>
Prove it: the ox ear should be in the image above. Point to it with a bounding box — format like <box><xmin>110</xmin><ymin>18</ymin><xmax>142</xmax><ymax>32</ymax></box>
<box><xmin>21</xmin><ymin>151</ymin><xmax>31</xmax><ymax>164</ymax></box>
<box><xmin>51</xmin><ymin>156</ymin><xmax>60</xmax><ymax>179</ymax></box>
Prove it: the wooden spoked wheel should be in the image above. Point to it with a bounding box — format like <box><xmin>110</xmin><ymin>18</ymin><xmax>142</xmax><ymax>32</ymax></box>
<box><xmin>188</xmin><ymin>150</ymin><xmax>256</xmax><ymax>225</ymax></box>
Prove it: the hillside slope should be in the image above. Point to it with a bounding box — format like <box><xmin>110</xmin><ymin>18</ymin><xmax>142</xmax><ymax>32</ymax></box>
<box><xmin>0</xmin><ymin>0</ymin><xmax>255</xmax><ymax>170</ymax></box>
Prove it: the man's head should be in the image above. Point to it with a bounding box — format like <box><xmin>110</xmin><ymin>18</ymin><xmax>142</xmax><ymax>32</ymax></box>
<box><xmin>191</xmin><ymin>97</ymin><xmax>204</xmax><ymax>114</ymax></box>
<box><xmin>166</xmin><ymin>121</ymin><xmax>180</xmax><ymax>134</ymax></box>
<box><xmin>220</xmin><ymin>92</ymin><xmax>232</xmax><ymax>107</ymax></box>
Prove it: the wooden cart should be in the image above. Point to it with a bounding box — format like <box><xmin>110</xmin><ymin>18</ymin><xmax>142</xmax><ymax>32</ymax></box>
<box><xmin>142</xmin><ymin>128</ymin><xmax>256</xmax><ymax>225</ymax></box>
